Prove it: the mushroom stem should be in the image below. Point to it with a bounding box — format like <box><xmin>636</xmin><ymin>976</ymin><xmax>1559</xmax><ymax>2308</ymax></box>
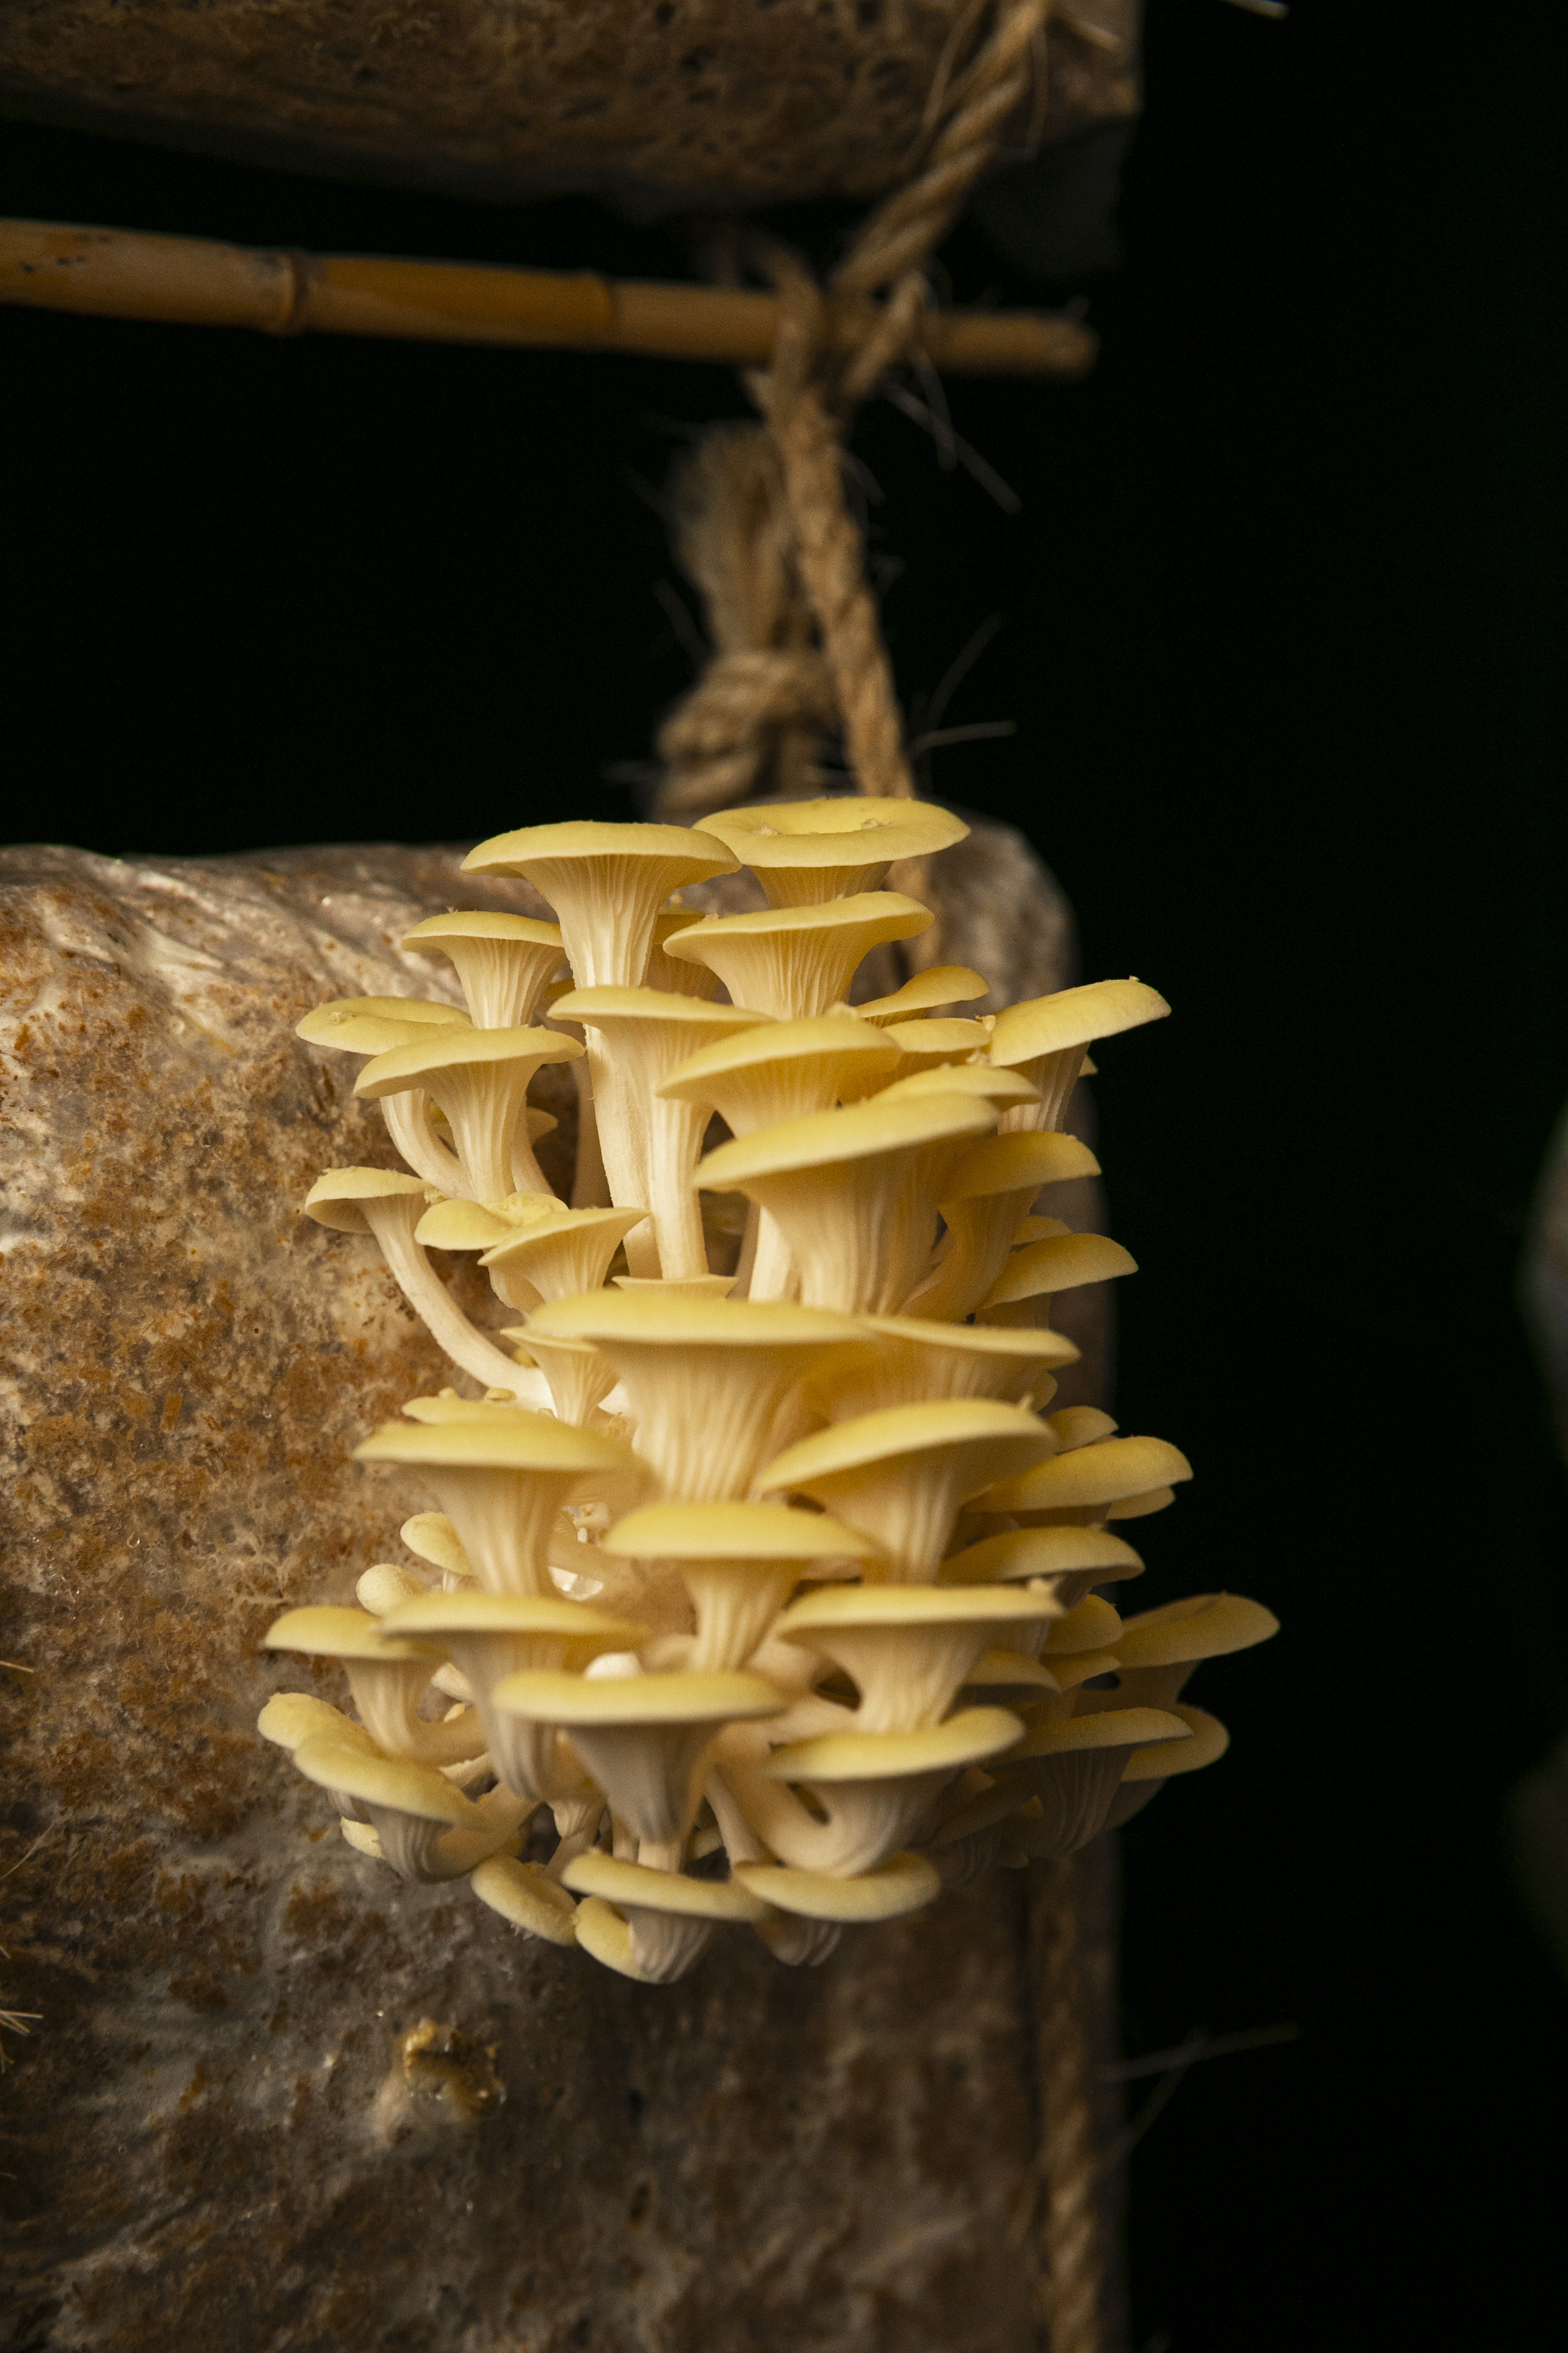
<box><xmin>648</xmin><ymin>1094</ymin><xmax>712</xmax><ymax>1279</ymax></box>
<box><xmin>744</xmin><ymin>1210</ymin><xmax>798</xmax><ymax>1303</ymax></box>
<box><xmin>360</xmin><ymin>1197</ymin><xmax>529</xmax><ymax>1394</ymax></box>
<box><xmin>583</xmin><ymin>1044</ymin><xmax>660</xmax><ymax>1274</ymax></box>
<box><xmin>569</xmin><ymin>1059</ymin><xmax>612</xmax><ymax>1208</ymax></box>
<box><xmin>379</xmin><ymin>1089</ymin><xmax>464</xmax><ymax>1193</ymax></box>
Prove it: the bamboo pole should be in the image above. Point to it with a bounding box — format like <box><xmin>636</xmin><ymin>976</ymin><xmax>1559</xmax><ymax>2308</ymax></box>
<box><xmin>0</xmin><ymin>217</ymin><xmax>1095</xmax><ymax>379</ymax></box>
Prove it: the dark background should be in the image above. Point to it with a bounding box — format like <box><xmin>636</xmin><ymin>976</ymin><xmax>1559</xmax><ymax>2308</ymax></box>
<box><xmin>5</xmin><ymin>1</ymin><xmax>1565</xmax><ymax>2344</ymax></box>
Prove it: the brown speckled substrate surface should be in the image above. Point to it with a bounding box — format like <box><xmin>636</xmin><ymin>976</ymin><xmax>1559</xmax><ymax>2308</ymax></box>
<box><xmin>0</xmin><ymin>825</ymin><xmax>1110</xmax><ymax>2350</ymax></box>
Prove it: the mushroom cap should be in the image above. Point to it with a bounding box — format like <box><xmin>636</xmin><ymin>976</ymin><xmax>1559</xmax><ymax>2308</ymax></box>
<box><xmin>731</xmin><ymin>1851</ymin><xmax>940</xmax><ymax>1920</ymax></box>
<box><xmin>758</xmin><ymin>1706</ymin><xmax>1024</xmax><ymax>1783</ymax></box>
<box><xmin>1012</xmin><ymin>1213</ymin><xmax>1070</xmax><ymax>1244</ymax></box>
<box><xmin>775</xmin><ymin>1583</ymin><xmax>1060</xmax><ymax>1649</ymax></box>
<box><xmin>562</xmin><ymin>1850</ymin><xmax>774</xmax><ymax>1921</ymax></box>
<box><xmin>980</xmin><ymin>1434</ymin><xmax>1193</xmax><ymax>1515</ymax></box>
<box><xmin>257</xmin><ymin>1693</ymin><xmax>377</xmax><ymax>1753</ymax></box>
<box><xmin>355</xmin><ymin>1412</ymin><xmax>636</xmax><ymax>1475</ymax></box>
<box><xmin>478</xmin><ymin>1204</ymin><xmax>647</xmax><ymax>1272</ymax></box>
<box><xmin>656</xmin><ymin>1014</ymin><xmax>899</xmax><ymax>1107</ymax></box>
<box><xmin>462</xmin><ymin>819</ymin><xmax>740</xmax><ymax>891</ymax></box>
<box><xmin>399</xmin><ymin>1393</ymin><xmax>530</xmax><ymax>1424</ymax></box>
<box><xmin>874</xmin><ymin>1064</ymin><xmax>1039</xmax><ymax>1111</ymax></box>
<box><xmin>528</xmin><ymin>1289</ymin><xmax>863</xmax><ymax>1354</ymax></box>
<box><xmin>1042</xmin><ymin>1594</ymin><xmax>1126</xmax><ymax>1654</ymax></box>
<box><xmin>263</xmin><ymin>1604</ymin><xmax>437</xmax><ymax>1663</ymax></box>
<box><xmin>470</xmin><ymin>1853</ymin><xmax>580</xmax><ymax>1943</ymax></box>
<box><xmin>550</xmin><ymin>983</ymin><xmax>772</xmax><ymax>1035</ymax></box>
<box><xmin>492</xmin><ymin>1669</ymin><xmax>786</xmax><ymax>1727</ymax></box>
<box><xmin>940</xmin><ymin>1129</ymin><xmax>1101</xmax><ymax>1202</ymax></box>
<box><xmin>762</xmin><ymin>1398</ymin><xmax>1055</xmax><ymax>1504</ymax></box>
<box><xmin>1120</xmin><ymin>1702</ymin><xmax>1229</xmax><ymax>1781</ymax></box>
<box><xmin>883</xmin><ymin>1017</ymin><xmax>993</xmax><ymax>1070</ymax></box>
<box><xmin>609</xmin><ymin>1275</ymin><xmax>737</xmax><ymax>1296</ymax></box>
<box><xmin>291</xmin><ymin>1737</ymin><xmax>480</xmax><ymax>1824</ymax></box>
<box><xmin>381</xmin><ymin>1591</ymin><xmax>646</xmax><ymax>1648</ymax></box>
<box><xmin>1104</xmin><ymin>1488</ymin><xmax>1178</xmax><ymax>1522</ymax></box>
<box><xmin>1009</xmin><ymin>1706</ymin><xmax>1191</xmax><ymax>1763</ymax></box>
<box><xmin>962</xmin><ymin>1648</ymin><xmax>1062</xmax><ymax>1697</ymax></box>
<box><xmin>402</xmin><ymin>910</ymin><xmax>565</xmax><ymax>951</ymax></box>
<box><xmin>401</xmin><ymin>1512</ymin><xmax>472</xmax><ymax>1577</ymax></box>
<box><xmin>296</xmin><ymin>997</ymin><xmax>471</xmax><ymax>1053</ymax></box>
<box><xmin>662</xmin><ymin>891</ymin><xmax>933</xmax><ymax>976</ymax></box>
<box><xmin>939</xmin><ymin>1526</ymin><xmax>1145</xmax><ymax>1584</ymax></box>
<box><xmin>416</xmin><ymin>1194</ymin><xmax>562</xmax><ymax>1251</ymax></box>
<box><xmin>695</xmin><ymin>794</ymin><xmax>968</xmax><ymax>869</ymax></box>
<box><xmin>697</xmin><ymin>1089</ymin><xmax>994</xmax><ymax>1192</ymax></box>
<box><xmin>1111</xmin><ymin>1591</ymin><xmax>1279</xmax><ymax>1668</ymax></box>
<box><xmin>1048</xmin><ymin>1406</ymin><xmax>1120</xmax><ymax>1450</ymax></box>
<box><xmin>602</xmin><ymin>1499</ymin><xmax>879</xmax><ymax>1566</ymax></box>
<box><xmin>303</xmin><ymin>1166</ymin><xmax>430</xmax><ymax>1234</ymax></box>
<box><xmin>848</xmin><ymin>1316</ymin><xmax>1079</xmax><ymax>1376</ymax></box>
<box><xmin>980</xmin><ymin>1232</ymin><xmax>1138</xmax><ymax>1307</ymax></box>
<box><xmin>855</xmin><ymin>967</ymin><xmax>989</xmax><ymax>1025</ymax></box>
<box><xmin>989</xmin><ymin>977</ymin><xmax>1171</xmax><ymax>1067</ymax></box>
<box><xmin>355</xmin><ymin>1023</ymin><xmax>582</xmax><ymax>1100</ymax></box>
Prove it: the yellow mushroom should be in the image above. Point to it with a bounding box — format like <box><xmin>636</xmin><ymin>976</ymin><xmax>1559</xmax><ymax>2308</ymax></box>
<box><xmin>550</xmin><ymin>985</ymin><xmax>772</xmax><ymax>1276</ymax></box>
<box><xmin>295</xmin><ymin>994</ymin><xmax>472</xmax><ymax>1192</ymax></box>
<box><xmin>355</xmin><ymin>1025</ymin><xmax>583</xmax><ymax>1202</ymax></box>
<box><xmin>291</xmin><ymin>1735</ymin><xmax>530</xmax><ymax>1882</ymax></box>
<box><xmin>354</xmin><ymin>1412</ymin><xmax>642</xmax><ymax>1597</ymax></box>
<box><xmin>563</xmin><ymin>1849</ymin><xmax>774</xmax><ymax>1984</ymax></box>
<box><xmin>977</xmin><ymin>1431</ymin><xmax>1193</xmax><ymax>1530</ymax></box>
<box><xmin>938</xmin><ymin>1526</ymin><xmax>1145</xmax><ymax>1600</ymax></box>
<box><xmin>501</xmin><ymin>1328</ymin><xmax>619</xmax><ymax>1429</ymax></box>
<box><xmin>1104</xmin><ymin>1705</ymin><xmax>1233</xmax><ymax>1830</ymax></box>
<box><xmin>806</xmin><ymin>1315</ymin><xmax>1076</xmax><ymax>1422</ymax></box>
<box><xmin>727</xmin><ymin>1705</ymin><xmax>1024</xmax><ymax>1876</ymax></box>
<box><xmin>1003</xmin><ymin>1705</ymin><xmax>1192</xmax><ymax>1857</ymax></box>
<box><xmin>1102</xmin><ymin>1591</ymin><xmax>1277</xmax><ymax>1689</ymax></box>
<box><xmin>989</xmin><ymin>976</ymin><xmax>1170</xmax><ymax>1132</ymax></box>
<box><xmin>470</xmin><ymin>1852</ymin><xmax>582</xmax><ymax>1945</ymax></box>
<box><xmin>880</xmin><ymin>1016</ymin><xmax>994</xmax><ymax>1078</ymax></box>
<box><xmin>602</xmin><ymin>1498</ymin><xmax>880</xmax><ymax>1672</ymax></box>
<box><xmin>976</xmin><ymin>1228</ymin><xmax>1139</xmax><ymax>1329</ymax></box>
<box><xmin>696</xmin><ymin>1090</ymin><xmax>994</xmax><ymax>1311</ymax></box>
<box><xmin>303</xmin><ymin>1167</ymin><xmax>534</xmax><ymax>1397</ymax></box>
<box><xmin>693</xmin><ymin>793</ymin><xmax>968</xmax><ymax>907</ymax></box>
<box><xmin>461</xmin><ymin>819</ymin><xmax>739</xmax><ymax>987</ymax></box>
<box><xmin>527</xmin><ymin>1290</ymin><xmax>861</xmax><ymax>1502</ymax></box>
<box><xmin>492</xmin><ymin>1667</ymin><xmax>785</xmax><ymax>1865</ymax></box>
<box><xmin>401</xmin><ymin>909</ymin><xmax>568</xmax><ymax>1029</ymax></box>
<box><xmin>760</xmin><ymin>1398</ymin><xmax>1056</xmax><ymax>1582</ymax></box>
<box><xmin>774</xmin><ymin>1580</ymin><xmax>1062</xmax><ymax>1733</ymax></box>
<box><xmin>263</xmin><ymin>1602</ymin><xmax>486</xmax><ymax>1767</ymax></box>
<box><xmin>380</xmin><ymin>1588</ymin><xmax>645</xmax><ymax>1803</ymax></box>
<box><xmin>661</xmin><ymin>891</ymin><xmax>933</xmax><ymax>1020</ymax></box>
<box><xmin>850</xmin><ymin>966</ymin><xmax>990</xmax><ymax>1025</ymax></box>
<box><xmin>660</xmin><ymin>1013</ymin><xmax>904</xmax><ymax>1298</ymax></box>
<box><xmin>660</xmin><ymin>1013</ymin><xmax>900</xmax><ymax>1133</ymax></box>
<box><xmin>873</xmin><ymin>1062</ymin><xmax>1040</xmax><ymax>1115</ymax></box>
<box><xmin>478</xmin><ymin>1203</ymin><xmax>647</xmax><ymax>1307</ymax></box>
<box><xmin>904</xmin><ymin>1130</ymin><xmax>1103</xmax><ymax>1321</ymax></box>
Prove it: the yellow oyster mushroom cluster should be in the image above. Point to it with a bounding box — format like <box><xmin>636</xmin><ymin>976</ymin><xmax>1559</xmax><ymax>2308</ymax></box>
<box><xmin>265</xmin><ymin>800</ymin><xmax>1277</xmax><ymax>1983</ymax></box>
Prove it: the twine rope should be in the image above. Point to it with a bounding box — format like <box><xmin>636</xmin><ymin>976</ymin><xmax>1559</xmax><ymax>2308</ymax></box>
<box><xmin>655</xmin><ymin>0</ymin><xmax>1048</xmax><ymax>819</ymax></box>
